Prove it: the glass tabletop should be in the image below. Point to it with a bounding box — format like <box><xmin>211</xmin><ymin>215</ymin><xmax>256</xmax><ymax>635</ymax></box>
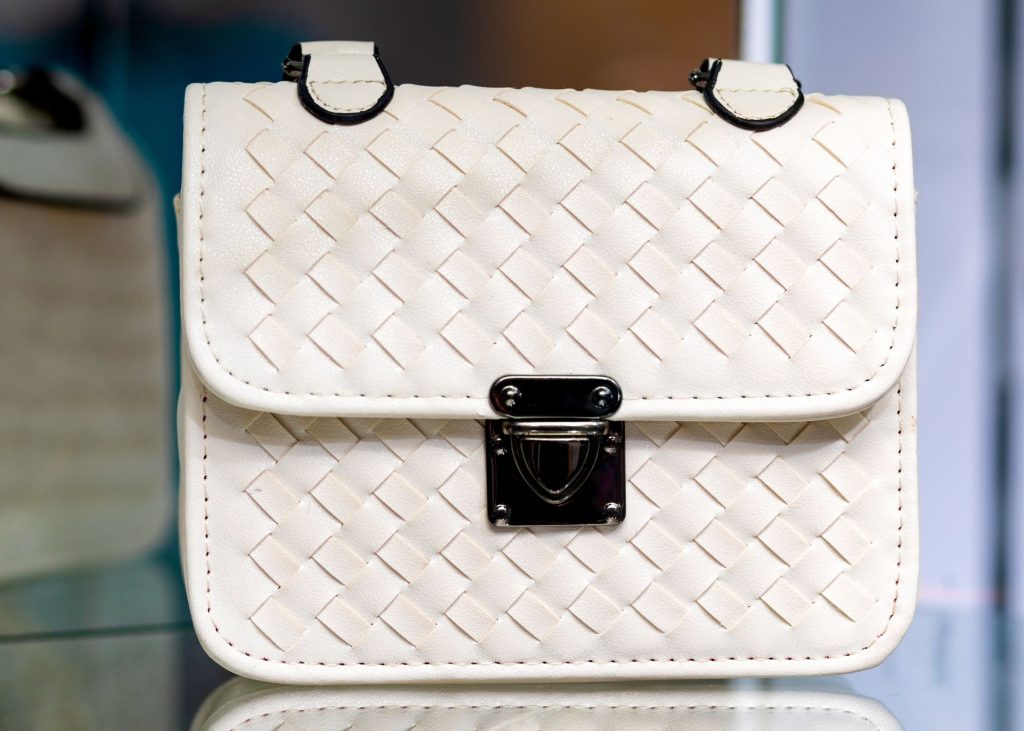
<box><xmin>0</xmin><ymin>555</ymin><xmax>1015</xmax><ymax>730</ymax></box>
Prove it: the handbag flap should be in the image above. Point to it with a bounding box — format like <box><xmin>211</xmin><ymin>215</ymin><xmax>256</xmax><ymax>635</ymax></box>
<box><xmin>180</xmin><ymin>79</ymin><xmax>916</xmax><ymax>421</ymax></box>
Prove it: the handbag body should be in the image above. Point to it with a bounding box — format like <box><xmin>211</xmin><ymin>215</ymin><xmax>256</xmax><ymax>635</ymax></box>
<box><xmin>179</xmin><ymin>41</ymin><xmax>918</xmax><ymax>683</ymax></box>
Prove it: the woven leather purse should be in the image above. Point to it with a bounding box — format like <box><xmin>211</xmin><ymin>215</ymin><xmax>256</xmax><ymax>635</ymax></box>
<box><xmin>179</xmin><ymin>41</ymin><xmax>917</xmax><ymax>683</ymax></box>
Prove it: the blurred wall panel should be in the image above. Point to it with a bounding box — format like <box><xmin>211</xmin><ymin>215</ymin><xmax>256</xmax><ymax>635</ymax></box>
<box><xmin>783</xmin><ymin>8</ymin><xmax>1000</xmax><ymax>728</ymax></box>
<box><xmin>1008</xmin><ymin>0</ymin><xmax>1024</xmax><ymax>616</ymax></box>
<box><xmin>472</xmin><ymin>0</ymin><xmax>738</xmax><ymax>89</ymax></box>
<box><xmin>784</xmin><ymin>1</ymin><xmax>998</xmax><ymax>604</ymax></box>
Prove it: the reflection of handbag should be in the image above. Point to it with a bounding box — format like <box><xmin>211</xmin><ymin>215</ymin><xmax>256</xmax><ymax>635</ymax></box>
<box><xmin>179</xmin><ymin>41</ymin><xmax>918</xmax><ymax>684</ymax></box>
<box><xmin>0</xmin><ymin>70</ymin><xmax>170</xmax><ymax>581</ymax></box>
<box><xmin>192</xmin><ymin>678</ymin><xmax>902</xmax><ymax>730</ymax></box>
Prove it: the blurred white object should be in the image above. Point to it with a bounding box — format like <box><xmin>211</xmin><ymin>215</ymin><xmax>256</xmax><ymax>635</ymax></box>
<box><xmin>0</xmin><ymin>69</ymin><xmax>170</xmax><ymax>581</ymax></box>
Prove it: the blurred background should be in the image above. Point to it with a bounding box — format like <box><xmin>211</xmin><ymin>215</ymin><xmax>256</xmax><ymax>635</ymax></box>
<box><xmin>0</xmin><ymin>0</ymin><xmax>1019</xmax><ymax>728</ymax></box>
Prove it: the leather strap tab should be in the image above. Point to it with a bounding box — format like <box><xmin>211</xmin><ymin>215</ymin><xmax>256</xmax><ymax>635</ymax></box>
<box><xmin>287</xmin><ymin>41</ymin><xmax>394</xmax><ymax>124</ymax></box>
<box><xmin>693</xmin><ymin>59</ymin><xmax>803</xmax><ymax>131</ymax></box>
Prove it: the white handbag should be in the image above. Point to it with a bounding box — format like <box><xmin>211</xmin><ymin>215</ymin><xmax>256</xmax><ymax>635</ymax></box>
<box><xmin>0</xmin><ymin>69</ymin><xmax>170</xmax><ymax>581</ymax></box>
<box><xmin>179</xmin><ymin>41</ymin><xmax>918</xmax><ymax>684</ymax></box>
<box><xmin>191</xmin><ymin>678</ymin><xmax>902</xmax><ymax>730</ymax></box>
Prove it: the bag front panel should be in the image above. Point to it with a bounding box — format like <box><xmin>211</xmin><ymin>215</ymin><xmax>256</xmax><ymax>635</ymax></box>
<box><xmin>182</xmin><ymin>361</ymin><xmax>916</xmax><ymax>682</ymax></box>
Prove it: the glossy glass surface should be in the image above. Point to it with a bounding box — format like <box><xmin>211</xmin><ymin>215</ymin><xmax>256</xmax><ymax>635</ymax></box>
<box><xmin>0</xmin><ymin>570</ymin><xmax>1014</xmax><ymax>730</ymax></box>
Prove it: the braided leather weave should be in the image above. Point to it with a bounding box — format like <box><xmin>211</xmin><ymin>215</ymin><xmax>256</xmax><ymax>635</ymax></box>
<box><xmin>180</xmin><ymin>76</ymin><xmax>917</xmax><ymax>682</ymax></box>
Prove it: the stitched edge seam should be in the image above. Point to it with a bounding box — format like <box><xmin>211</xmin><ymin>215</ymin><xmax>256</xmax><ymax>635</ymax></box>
<box><xmin>192</xmin><ymin>86</ymin><xmax>908</xmax><ymax>403</ymax></box>
<box><xmin>715</xmin><ymin>88</ymin><xmax>799</xmax><ymax>120</ymax></box>
<box><xmin>714</xmin><ymin>88</ymin><xmax>798</xmax><ymax>93</ymax></box>
<box><xmin>308</xmin><ymin>79</ymin><xmax>386</xmax><ymax>113</ymax></box>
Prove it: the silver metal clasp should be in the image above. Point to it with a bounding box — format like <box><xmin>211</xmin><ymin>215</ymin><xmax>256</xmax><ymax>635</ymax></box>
<box><xmin>485</xmin><ymin>375</ymin><xmax>625</xmax><ymax>527</ymax></box>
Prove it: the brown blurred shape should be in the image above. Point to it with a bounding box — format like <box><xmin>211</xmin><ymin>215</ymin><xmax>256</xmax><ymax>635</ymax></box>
<box><xmin>471</xmin><ymin>0</ymin><xmax>739</xmax><ymax>90</ymax></box>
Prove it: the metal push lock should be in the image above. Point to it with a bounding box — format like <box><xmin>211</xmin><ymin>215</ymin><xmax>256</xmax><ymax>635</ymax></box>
<box><xmin>485</xmin><ymin>375</ymin><xmax>626</xmax><ymax>527</ymax></box>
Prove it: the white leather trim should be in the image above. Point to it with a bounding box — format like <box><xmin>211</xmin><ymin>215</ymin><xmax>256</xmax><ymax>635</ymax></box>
<box><xmin>298</xmin><ymin>41</ymin><xmax>389</xmax><ymax>118</ymax></box>
<box><xmin>707</xmin><ymin>59</ymin><xmax>802</xmax><ymax>125</ymax></box>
